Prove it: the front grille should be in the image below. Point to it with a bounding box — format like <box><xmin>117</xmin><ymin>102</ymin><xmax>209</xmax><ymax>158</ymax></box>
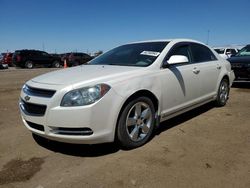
<box><xmin>23</xmin><ymin>85</ymin><xmax>56</xmax><ymax>98</ymax></box>
<box><xmin>26</xmin><ymin>121</ymin><xmax>44</xmax><ymax>131</ymax></box>
<box><xmin>51</xmin><ymin>127</ymin><xmax>93</xmax><ymax>136</ymax></box>
<box><xmin>20</xmin><ymin>100</ymin><xmax>47</xmax><ymax>116</ymax></box>
<box><xmin>231</xmin><ymin>63</ymin><xmax>243</xmax><ymax>68</ymax></box>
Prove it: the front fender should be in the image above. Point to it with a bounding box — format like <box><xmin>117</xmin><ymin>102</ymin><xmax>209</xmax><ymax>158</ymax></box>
<box><xmin>111</xmin><ymin>72</ymin><xmax>162</xmax><ymax>114</ymax></box>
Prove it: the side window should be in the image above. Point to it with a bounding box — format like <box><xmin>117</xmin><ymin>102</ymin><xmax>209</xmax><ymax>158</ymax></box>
<box><xmin>41</xmin><ymin>52</ymin><xmax>48</xmax><ymax>56</ymax></box>
<box><xmin>191</xmin><ymin>43</ymin><xmax>217</xmax><ymax>63</ymax></box>
<box><xmin>214</xmin><ymin>49</ymin><xmax>224</xmax><ymax>54</ymax></box>
<box><xmin>84</xmin><ymin>54</ymin><xmax>90</xmax><ymax>59</ymax></box>
<box><xmin>168</xmin><ymin>45</ymin><xmax>191</xmax><ymax>62</ymax></box>
<box><xmin>230</xmin><ymin>49</ymin><xmax>237</xmax><ymax>55</ymax></box>
<box><xmin>31</xmin><ymin>51</ymin><xmax>39</xmax><ymax>56</ymax></box>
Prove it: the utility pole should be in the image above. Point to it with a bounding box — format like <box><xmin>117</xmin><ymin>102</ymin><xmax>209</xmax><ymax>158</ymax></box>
<box><xmin>206</xmin><ymin>30</ymin><xmax>210</xmax><ymax>45</ymax></box>
<box><xmin>42</xmin><ymin>42</ymin><xmax>45</xmax><ymax>51</ymax></box>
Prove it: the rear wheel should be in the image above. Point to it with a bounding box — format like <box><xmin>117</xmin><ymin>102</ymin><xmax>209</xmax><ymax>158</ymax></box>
<box><xmin>215</xmin><ymin>78</ymin><xmax>229</xmax><ymax>106</ymax></box>
<box><xmin>52</xmin><ymin>61</ymin><xmax>60</xmax><ymax>68</ymax></box>
<box><xmin>117</xmin><ymin>97</ymin><xmax>155</xmax><ymax>149</ymax></box>
<box><xmin>25</xmin><ymin>61</ymin><xmax>34</xmax><ymax>69</ymax></box>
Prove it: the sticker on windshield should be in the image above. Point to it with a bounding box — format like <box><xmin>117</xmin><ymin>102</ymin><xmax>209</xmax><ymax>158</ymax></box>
<box><xmin>140</xmin><ymin>51</ymin><xmax>160</xmax><ymax>57</ymax></box>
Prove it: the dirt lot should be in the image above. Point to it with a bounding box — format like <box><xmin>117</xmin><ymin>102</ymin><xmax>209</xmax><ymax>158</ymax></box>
<box><xmin>0</xmin><ymin>68</ymin><xmax>249</xmax><ymax>188</ymax></box>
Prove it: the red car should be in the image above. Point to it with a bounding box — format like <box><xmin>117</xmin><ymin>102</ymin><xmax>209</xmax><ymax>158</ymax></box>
<box><xmin>62</xmin><ymin>52</ymin><xmax>92</xmax><ymax>66</ymax></box>
<box><xmin>3</xmin><ymin>53</ymin><xmax>13</xmax><ymax>66</ymax></box>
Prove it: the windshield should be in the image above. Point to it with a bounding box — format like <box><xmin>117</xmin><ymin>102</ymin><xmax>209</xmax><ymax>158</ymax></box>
<box><xmin>89</xmin><ymin>42</ymin><xmax>168</xmax><ymax>67</ymax></box>
<box><xmin>236</xmin><ymin>46</ymin><xmax>250</xmax><ymax>56</ymax></box>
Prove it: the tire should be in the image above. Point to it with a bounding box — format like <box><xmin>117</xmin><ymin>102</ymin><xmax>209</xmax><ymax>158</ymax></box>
<box><xmin>117</xmin><ymin>97</ymin><xmax>156</xmax><ymax>149</ymax></box>
<box><xmin>215</xmin><ymin>78</ymin><xmax>229</xmax><ymax>107</ymax></box>
<box><xmin>52</xmin><ymin>61</ymin><xmax>60</xmax><ymax>68</ymax></box>
<box><xmin>25</xmin><ymin>61</ymin><xmax>34</xmax><ymax>69</ymax></box>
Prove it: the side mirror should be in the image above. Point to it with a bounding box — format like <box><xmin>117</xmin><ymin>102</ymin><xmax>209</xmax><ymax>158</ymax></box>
<box><xmin>162</xmin><ymin>55</ymin><xmax>189</xmax><ymax>68</ymax></box>
<box><xmin>168</xmin><ymin>55</ymin><xmax>189</xmax><ymax>64</ymax></box>
<box><xmin>163</xmin><ymin>55</ymin><xmax>189</xmax><ymax>67</ymax></box>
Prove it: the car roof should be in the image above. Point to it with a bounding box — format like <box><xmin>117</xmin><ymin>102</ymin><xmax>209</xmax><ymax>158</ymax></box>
<box><xmin>213</xmin><ymin>47</ymin><xmax>238</xmax><ymax>49</ymax></box>
<box><xmin>127</xmin><ymin>38</ymin><xmax>205</xmax><ymax>45</ymax></box>
<box><xmin>15</xmin><ymin>49</ymin><xmax>46</xmax><ymax>53</ymax></box>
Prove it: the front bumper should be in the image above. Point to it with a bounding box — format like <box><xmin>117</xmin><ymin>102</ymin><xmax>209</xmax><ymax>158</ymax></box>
<box><xmin>19</xmin><ymin>85</ymin><xmax>123</xmax><ymax>144</ymax></box>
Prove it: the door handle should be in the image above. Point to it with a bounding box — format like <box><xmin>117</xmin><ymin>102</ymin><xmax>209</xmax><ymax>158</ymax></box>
<box><xmin>193</xmin><ymin>67</ymin><xmax>200</xmax><ymax>74</ymax></box>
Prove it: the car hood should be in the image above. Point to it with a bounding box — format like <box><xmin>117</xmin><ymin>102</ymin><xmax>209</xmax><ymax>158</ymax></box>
<box><xmin>31</xmin><ymin>65</ymin><xmax>142</xmax><ymax>86</ymax></box>
<box><xmin>228</xmin><ymin>56</ymin><xmax>250</xmax><ymax>63</ymax></box>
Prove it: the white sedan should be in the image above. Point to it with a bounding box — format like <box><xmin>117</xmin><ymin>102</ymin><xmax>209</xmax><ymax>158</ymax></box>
<box><xmin>19</xmin><ymin>39</ymin><xmax>235</xmax><ymax>149</ymax></box>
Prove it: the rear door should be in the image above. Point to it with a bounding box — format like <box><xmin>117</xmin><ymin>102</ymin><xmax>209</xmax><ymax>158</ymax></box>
<box><xmin>190</xmin><ymin>43</ymin><xmax>221</xmax><ymax>100</ymax></box>
<box><xmin>40</xmin><ymin>52</ymin><xmax>52</xmax><ymax>64</ymax></box>
<box><xmin>30</xmin><ymin>51</ymin><xmax>41</xmax><ymax>63</ymax></box>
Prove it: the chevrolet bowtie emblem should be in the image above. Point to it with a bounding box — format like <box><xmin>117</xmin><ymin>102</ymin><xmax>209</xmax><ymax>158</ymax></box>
<box><xmin>24</xmin><ymin>95</ymin><xmax>30</xmax><ymax>101</ymax></box>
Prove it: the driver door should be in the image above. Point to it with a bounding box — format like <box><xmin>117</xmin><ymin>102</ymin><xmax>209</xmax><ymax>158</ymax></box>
<box><xmin>160</xmin><ymin>43</ymin><xmax>202</xmax><ymax>119</ymax></box>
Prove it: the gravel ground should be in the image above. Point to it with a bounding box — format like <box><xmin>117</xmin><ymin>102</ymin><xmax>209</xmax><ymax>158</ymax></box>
<box><xmin>0</xmin><ymin>68</ymin><xmax>249</xmax><ymax>188</ymax></box>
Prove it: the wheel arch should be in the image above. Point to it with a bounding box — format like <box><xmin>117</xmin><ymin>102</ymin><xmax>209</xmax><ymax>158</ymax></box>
<box><xmin>222</xmin><ymin>74</ymin><xmax>229</xmax><ymax>82</ymax></box>
<box><xmin>114</xmin><ymin>89</ymin><xmax>159</xmax><ymax>139</ymax></box>
<box><xmin>216</xmin><ymin>73</ymin><xmax>230</xmax><ymax>93</ymax></box>
<box><xmin>120</xmin><ymin>90</ymin><xmax>159</xmax><ymax>115</ymax></box>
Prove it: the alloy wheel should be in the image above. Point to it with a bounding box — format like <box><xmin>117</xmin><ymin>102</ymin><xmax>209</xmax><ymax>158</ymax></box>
<box><xmin>125</xmin><ymin>102</ymin><xmax>153</xmax><ymax>142</ymax></box>
<box><xmin>219</xmin><ymin>80</ymin><xmax>229</xmax><ymax>104</ymax></box>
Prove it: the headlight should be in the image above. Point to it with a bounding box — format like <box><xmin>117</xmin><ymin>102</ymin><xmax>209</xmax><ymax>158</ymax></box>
<box><xmin>61</xmin><ymin>84</ymin><xmax>111</xmax><ymax>107</ymax></box>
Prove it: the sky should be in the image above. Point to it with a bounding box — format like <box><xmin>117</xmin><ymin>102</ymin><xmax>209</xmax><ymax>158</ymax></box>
<box><xmin>0</xmin><ymin>0</ymin><xmax>249</xmax><ymax>53</ymax></box>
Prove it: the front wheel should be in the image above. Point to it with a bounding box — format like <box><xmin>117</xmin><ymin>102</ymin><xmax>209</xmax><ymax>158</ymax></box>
<box><xmin>215</xmin><ymin>78</ymin><xmax>229</xmax><ymax>107</ymax></box>
<box><xmin>117</xmin><ymin>97</ymin><xmax>156</xmax><ymax>149</ymax></box>
<box><xmin>25</xmin><ymin>61</ymin><xmax>34</xmax><ymax>69</ymax></box>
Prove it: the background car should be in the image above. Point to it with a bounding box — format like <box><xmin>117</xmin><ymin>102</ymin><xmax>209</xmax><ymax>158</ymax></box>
<box><xmin>62</xmin><ymin>52</ymin><xmax>92</xmax><ymax>66</ymax></box>
<box><xmin>3</xmin><ymin>52</ymin><xmax>13</xmax><ymax>66</ymax></box>
<box><xmin>12</xmin><ymin>50</ymin><xmax>63</xmax><ymax>69</ymax></box>
<box><xmin>214</xmin><ymin>47</ymin><xmax>240</xmax><ymax>59</ymax></box>
<box><xmin>228</xmin><ymin>44</ymin><xmax>250</xmax><ymax>80</ymax></box>
<box><xmin>0</xmin><ymin>53</ymin><xmax>3</xmax><ymax>63</ymax></box>
<box><xmin>0</xmin><ymin>53</ymin><xmax>9</xmax><ymax>69</ymax></box>
<box><xmin>0</xmin><ymin>63</ymin><xmax>8</xmax><ymax>69</ymax></box>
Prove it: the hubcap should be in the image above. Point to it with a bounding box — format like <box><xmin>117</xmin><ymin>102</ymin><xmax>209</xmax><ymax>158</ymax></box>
<box><xmin>219</xmin><ymin>81</ymin><xmax>228</xmax><ymax>103</ymax></box>
<box><xmin>126</xmin><ymin>102</ymin><xmax>153</xmax><ymax>142</ymax></box>
<box><xmin>27</xmin><ymin>63</ymin><xmax>32</xmax><ymax>68</ymax></box>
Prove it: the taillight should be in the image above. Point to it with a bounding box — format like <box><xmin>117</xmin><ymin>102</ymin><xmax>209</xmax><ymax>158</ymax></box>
<box><xmin>17</xmin><ymin>55</ymin><xmax>21</xmax><ymax>62</ymax></box>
